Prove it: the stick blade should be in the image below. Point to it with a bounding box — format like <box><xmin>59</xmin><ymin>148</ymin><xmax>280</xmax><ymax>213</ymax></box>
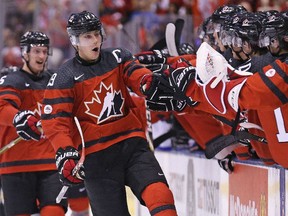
<box><xmin>166</xmin><ymin>23</ymin><xmax>179</xmax><ymax>56</ymax></box>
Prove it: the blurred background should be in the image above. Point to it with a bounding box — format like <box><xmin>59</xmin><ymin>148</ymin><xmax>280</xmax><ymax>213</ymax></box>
<box><xmin>0</xmin><ymin>0</ymin><xmax>287</xmax><ymax>70</ymax></box>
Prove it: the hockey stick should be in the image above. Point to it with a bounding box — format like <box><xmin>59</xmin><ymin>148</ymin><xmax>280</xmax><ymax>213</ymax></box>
<box><xmin>56</xmin><ymin>116</ymin><xmax>86</xmax><ymax>203</ymax></box>
<box><xmin>0</xmin><ymin>137</ymin><xmax>22</xmax><ymax>155</ymax></box>
<box><xmin>174</xmin><ymin>18</ymin><xmax>184</xmax><ymax>48</ymax></box>
<box><xmin>149</xmin><ymin>19</ymin><xmax>184</xmax><ymax>51</ymax></box>
<box><xmin>166</xmin><ymin>23</ymin><xmax>179</xmax><ymax>56</ymax></box>
<box><xmin>0</xmin><ymin>124</ymin><xmax>43</xmax><ymax>155</ymax></box>
<box><xmin>165</xmin><ymin>18</ymin><xmax>184</xmax><ymax>56</ymax></box>
<box><xmin>145</xmin><ymin>100</ymin><xmax>154</xmax><ymax>151</ymax></box>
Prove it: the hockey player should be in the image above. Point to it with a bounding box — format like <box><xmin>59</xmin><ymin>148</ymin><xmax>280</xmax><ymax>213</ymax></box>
<box><xmin>159</xmin><ymin>11</ymin><xmax>288</xmax><ymax>168</ymax></box>
<box><xmin>0</xmin><ymin>31</ymin><xmax>67</xmax><ymax>215</ymax></box>
<box><xmin>41</xmin><ymin>10</ymin><xmax>178</xmax><ymax>216</ymax></box>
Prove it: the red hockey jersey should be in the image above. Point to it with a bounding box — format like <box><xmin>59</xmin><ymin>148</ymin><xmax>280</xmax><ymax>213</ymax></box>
<box><xmin>41</xmin><ymin>48</ymin><xmax>150</xmax><ymax>155</ymax></box>
<box><xmin>0</xmin><ymin>69</ymin><xmax>56</xmax><ymax>174</ymax></box>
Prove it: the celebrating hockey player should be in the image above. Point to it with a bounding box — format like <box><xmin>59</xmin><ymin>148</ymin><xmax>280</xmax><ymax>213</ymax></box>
<box><xmin>41</xmin><ymin>10</ymin><xmax>178</xmax><ymax>216</ymax></box>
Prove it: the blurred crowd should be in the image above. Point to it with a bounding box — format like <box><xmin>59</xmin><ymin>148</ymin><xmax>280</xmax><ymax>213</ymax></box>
<box><xmin>1</xmin><ymin>0</ymin><xmax>288</xmax><ymax>68</ymax></box>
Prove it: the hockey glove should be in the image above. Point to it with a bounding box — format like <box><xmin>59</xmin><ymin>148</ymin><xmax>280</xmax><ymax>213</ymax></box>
<box><xmin>135</xmin><ymin>50</ymin><xmax>167</xmax><ymax>64</ymax></box>
<box><xmin>13</xmin><ymin>110</ymin><xmax>41</xmax><ymax>141</ymax></box>
<box><xmin>162</xmin><ymin>58</ymin><xmax>198</xmax><ymax>106</ymax></box>
<box><xmin>140</xmin><ymin>73</ymin><xmax>173</xmax><ymax>101</ymax></box>
<box><xmin>56</xmin><ymin>146</ymin><xmax>85</xmax><ymax>187</ymax></box>
<box><xmin>177</xmin><ymin>43</ymin><xmax>196</xmax><ymax>55</ymax></box>
<box><xmin>218</xmin><ymin>153</ymin><xmax>234</xmax><ymax>174</ymax></box>
<box><xmin>146</xmin><ymin>63</ymin><xmax>169</xmax><ymax>74</ymax></box>
<box><xmin>146</xmin><ymin>98</ymin><xmax>186</xmax><ymax>112</ymax></box>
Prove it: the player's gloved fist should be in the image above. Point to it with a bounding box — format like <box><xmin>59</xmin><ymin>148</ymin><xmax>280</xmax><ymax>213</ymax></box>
<box><xmin>135</xmin><ymin>50</ymin><xmax>167</xmax><ymax>64</ymax></box>
<box><xmin>218</xmin><ymin>154</ymin><xmax>234</xmax><ymax>174</ymax></box>
<box><xmin>140</xmin><ymin>73</ymin><xmax>173</xmax><ymax>101</ymax></box>
<box><xmin>146</xmin><ymin>63</ymin><xmax>169</xmax><ymax>74</ymax></box>
<box><xmin>146</xmin><ymin>98</ymin><xmax>186</xmax><ymax>112</ymax></box>
<box><xmin>163</xmin><ymin>58</ymin><xmax>198</xmax><ymax>106</ymax></box>
<box><xmin>56</xmin><ymin>146</ymin><xmax>85</xmax><ymax>186</ymax></box>
<box><xmin>13</xmin><ymin>110</ymin><xmax>41</xmax><ymax>141</ymax></box>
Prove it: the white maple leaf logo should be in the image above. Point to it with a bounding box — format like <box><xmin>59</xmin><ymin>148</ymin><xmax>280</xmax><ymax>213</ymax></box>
<box><xmin>84</xmin><ymin>82</ymin><xmax>124</xmax><ymax>124</ymax></box>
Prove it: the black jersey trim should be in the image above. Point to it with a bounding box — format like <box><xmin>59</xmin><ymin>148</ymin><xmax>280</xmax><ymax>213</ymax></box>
<box><xmin>43</xmin><ymin>97</ymin><xmax>74</xmax><ymax>105</ymax></box>
<box><xmin>0</xmin><ymin>90</ymin><xmax>20</xmax><ymax>98</ymax></box>
<box><xmin>259</xmin><ymin>66</ymin><xmax>288</xmax><ymax>104</ymax></box>
<box><xmin>0</xmin><ymin>158</ymin><xmax>55</xmax><ymax>168</ymax></box>
<box><xmin>41</xmin><ymin>111</ymin><xmax>72</xmax><ymax>120</ymax></box>
<box><xmin>150</xmin><ymin>204</ymin><xmax>176</xmax><ymax>216</ymax></box>
<box><xmin>80</xmin><ymin>128</ymin><xmax>143</xmax><ymax>149</ymax></box>
<box><xmin>270</xmin><ymin>61</ymin><xmax>288</xmax><ymax>84</ymax></box>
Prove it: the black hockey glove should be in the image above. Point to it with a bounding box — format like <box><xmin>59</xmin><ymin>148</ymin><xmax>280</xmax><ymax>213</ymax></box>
<box><xmin>177</xmin><ymin>43</ymin><xmax>196</xmax><ymax>55</ymax></box>
<box><xmin>218</xmin><ymin>153</ymin><xmax>234</xmax><ymax>174</ymax></box>
<box><xmin>162</xmin><ymin>58</ymin><xmax>198</xmax><ymax>106</ymax></box>
<box><xmin>146</xmin><ymin>63</ymin><xmax>169</xmax><ymax>74</ymax></box>
<box><xmin>146</xmin><ymin>98</ymin><xmax>186</xmax><ymax>112</ymax></box>
<box><xmin>140</xmin><ymin>73</ymin><xmax>173</xmax><ymax>101</ymax></box>
<box><xmin>135</xmin><ymin>50</ymin><xmax>167</xmax><ymax>64</ymax></box>
<box><xmin>56</xmin><ymin>146</ymin><xmax>85</xmax><ymax>187</ymax></box>
<box><xmin>13</xmin><ymin>110</ymin><xmax>41</xmax><ymax>141</ymax></box>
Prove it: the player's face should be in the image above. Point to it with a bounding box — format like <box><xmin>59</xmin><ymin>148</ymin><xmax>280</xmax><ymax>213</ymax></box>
<box><xmin>24</xmin><ymin>46</ymin><xmax>48</xmax><ymax>75</ymax></box>
<box><xmin>78</xmin><ymin>30</ymin><xmax>102</xmax><ymax>61</ymax></box>
<box><xmin>268</xmin><ymin>37</ymin><xmax>280</xmax><ymax>55</ymax></box>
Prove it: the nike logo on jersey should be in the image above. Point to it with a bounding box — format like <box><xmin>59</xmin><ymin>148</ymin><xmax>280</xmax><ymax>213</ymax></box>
<box><xmin>74</xmin><ymin>74</ymin><xmax>84</xmax><ymax>81</ymax></box>
<box><xmin>158</xmin><ymin>173</ymin><xmax>164</xmax><ymax>176</ymax></box>
<box><xmin>25</xmin><ymin>83</ymin><xmax>30</xmax><ymax>87</ymax></box>
<box><xmin>79</xmin><ymin>187</ymin><xmax>86</xmax><ymax>193</ymax></box>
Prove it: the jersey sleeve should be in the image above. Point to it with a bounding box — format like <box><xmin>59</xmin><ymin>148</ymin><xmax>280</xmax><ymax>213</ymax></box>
<box><xmin>0</xmin><ymin>72</ymin><xmax>26</xmax><ymax>125</ymax></box>
<box><xmin>238</xmin><ymin>60</ymin><xmax>288</xmax><ymax>110</ymax></box>
<box><xmin>116</xmin><ymin>48</ymin><xmax>153</xmax><ymax>96</ymax></box>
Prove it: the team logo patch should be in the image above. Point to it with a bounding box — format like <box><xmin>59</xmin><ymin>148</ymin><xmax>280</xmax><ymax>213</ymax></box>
<box><xmin>84</xmin><ymin>82</ymin><xmax>124</xmax><ymax>124</ymax></box>
<box><xmin>265</xmin><ymin>69</ymin><xmax>276</xmax><ymax>77</ymax></box>
<box><xmin>43</xmin><ymin>105</ymin><xmax>53</xmax><ymax>114</ymax></box>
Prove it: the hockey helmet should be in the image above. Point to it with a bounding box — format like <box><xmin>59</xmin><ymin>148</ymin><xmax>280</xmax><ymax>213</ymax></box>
<box><xmin>229</xmin><ymin>12</ymin><xmax>262</xmax><ymax>48</ymax></box>
<box><xmin>211</xmin><ymin>5</ymin><xmax>247</xmax><ymax>32</ymax></box>
<box><xmin>67</xmin><ymin>10</ymin><xmax>106</xmax><ymax>45</ymax></box>
<box><xmin>259</xmin><ymin>11</ymin><xmax>288</xmax><ymax>47</ymax></box>
<box><xmin>20</xmin><ymin>31</ymin><xmax>50</xmax><ymax>54</ymax></box>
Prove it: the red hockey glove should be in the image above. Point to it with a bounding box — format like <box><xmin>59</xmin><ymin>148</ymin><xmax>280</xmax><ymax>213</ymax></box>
<box><xmin>162</xmin><ymin>58</ymin><xmax>198</xmax><ymax>106</ymax></box>
<box><xmin>56</xmin><ymin>146</ymin><xmax>85</xmax><ymax>187</ymax></box>
<box><xmin>135</xmin><ymin>50</ymin><xmax>167</xmax><ymax>64</ymax></box>
<box><xmin>13</xmin><ymin>110</ymin><xmax>41</xmax><ymax>141</ymax></box>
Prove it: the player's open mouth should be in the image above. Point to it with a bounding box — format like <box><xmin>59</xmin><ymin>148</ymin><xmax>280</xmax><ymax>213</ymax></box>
<box><xmin>92</xmin><ymin>47</ymin><xmax>99</xmax><ymax>52</ymax></box>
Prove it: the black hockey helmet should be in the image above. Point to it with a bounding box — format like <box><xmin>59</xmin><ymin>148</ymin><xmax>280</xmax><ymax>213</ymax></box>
<box><xmin>20</xmin><ymin>31</ymin><xmax>50</xmax><ymax>54</ymax></box>
<box><xmin>259</xmin><ymin>11</ymin><xmax>288</xmax><ymax>48</ymax></box>
<box><xmin>211</xmin><ymin>5</ymin><xmax>247</xmax><ymax>26</ymax></box>
<box><xmin>231</xmin><ymin>12</ymin><xmax>262</xmax><ymax>47</ymax></box>
<box><xmin>67</xmin><ymin>10</ymin><xmax>106</xmax><ymax>45</ymax></box>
